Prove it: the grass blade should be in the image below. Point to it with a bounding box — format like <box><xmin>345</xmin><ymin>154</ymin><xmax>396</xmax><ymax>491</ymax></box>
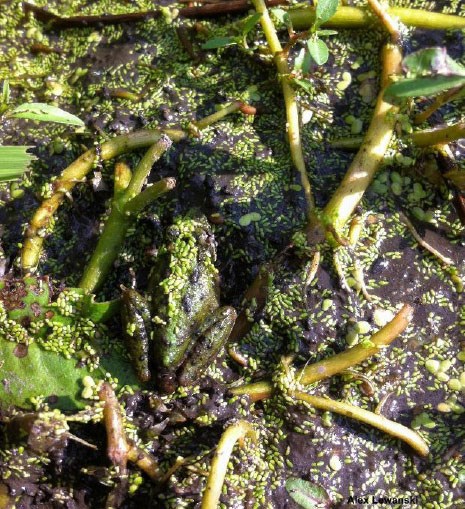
<box><xmin>0</xmin><ymin>145</ymin><xmax>36</xmax><ymax>182</ymax></box>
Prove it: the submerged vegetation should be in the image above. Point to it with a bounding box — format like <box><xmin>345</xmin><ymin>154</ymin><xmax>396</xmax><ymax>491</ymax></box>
<box><xmin>1</xmin><ymin>0</ymin><xmax>465</xmax><ymax>507</ymax></box>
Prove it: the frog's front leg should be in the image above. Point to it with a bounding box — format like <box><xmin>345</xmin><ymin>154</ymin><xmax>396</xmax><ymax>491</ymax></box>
<box><xmin>170</xmin><ymin>306</ymin><xmax>236</xmax><ymax>390</ymax></box>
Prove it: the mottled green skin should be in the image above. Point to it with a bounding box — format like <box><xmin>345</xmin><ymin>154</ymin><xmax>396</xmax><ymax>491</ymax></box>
<box><xmin>146</xmin><ymin>214</ymin><xmax>236</xmax><ymax>391</ymax></box>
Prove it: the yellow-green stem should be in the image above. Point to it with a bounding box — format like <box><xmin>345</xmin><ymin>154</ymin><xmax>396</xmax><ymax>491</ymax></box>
<box><xmin>252</xmin><ymin>0</ymin><xmax>315</xmax><ymax>221</ymax></box>
<box><xmin>410</xmin><ymin>122</ymin><xmax>465</xmax><ymax>147</ymax></box>
<box><xmin>321</xmin><ymin>43</ymin><xmax>402</xmax><ymax>239</ymax></box>
<box><xmin>289</xmin><ymin>5</ymin><xmax>465</xmax><ymax>31</ymax></box>
<box><xmin>21</xmin><ymin>129</ymin><xmax>185</xmax><ymax>273</ymax></box>
<box><xmin>291</xmin><ymin>391</ymin><xmax>429</xmax><ymax>457</ymax></box>
<box><xmin>230</xmin><ymin>303</ymin><xmax>413</xmax><ymax>401</ymax></box>
<box><xmin>124</xmin><ymin>177</ymin><xmax>176</xmax><ymax>216</ymax></box>
<box><xmin>200</xmin><ymin>421</ymin><xmax>256</xmax><ymax>509</ymax></box>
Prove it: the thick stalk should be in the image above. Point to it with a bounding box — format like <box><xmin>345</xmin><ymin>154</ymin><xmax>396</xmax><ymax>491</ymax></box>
<box><xmin>79</xmin><ymin>139</ymin><xmax>173</xmax><ymax>294</ymax></box>
<box><xmin>230</xmin><ymin>303</ymin><xmax>413</xmax><ymax>401</ymax></box>
<box><xmin>291</xmin><ymin>391</ymin><xmax>429</xmax><ymax>457</ymax></box>
<box><xmin>200</xmin><ymin>421</ymin><xmax>256</xmax><ymax>509</ymax></box>
<box><xmin>251</xmin><ymin>0</ymin><xmax>315</xmax><ymax>221</ymax></box>
<box><xmin>289</xmin><ymin>6</ymin><xmax>465</xmax><ymax>31</ymax></box>
<box><xmin>321</xmin><ymin>43</ymin><xmax>402</xmax><ymax>238</ymax></box>
<box><xmin>124</xmin><ymin>177</ymin><xmax>176</xmax><ymax>216</ymax></box>
<box><xmin>21</xmin><ymin>129</ymin><xmax>185</xmax><ymax>273</ymax></box>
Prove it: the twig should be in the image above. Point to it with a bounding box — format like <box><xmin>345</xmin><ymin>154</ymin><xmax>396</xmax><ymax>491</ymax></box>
<box><xmin>398</xmin><ymin>212</ymin><xmax>454</xmax><ymax>266</ymax></box>
<box><xmin>230</xmin><ymin>303</ymin><xmax>414</xmax><ymax>401</ymax></box>
<box><xmin>180</xmin><ymin>0</ymin><xmax>287</xmax><ymax>18</ymax></box>
<box><xmin>251</xmin><ymin>0</ymin><xmax>315</xmax><ymax>223</ymax></box>
<box><xmin>321</xmin><ymin>43</ymin><xmax>402</xmax><ymax>240</ymax></box>
<box><xmin>200</xmin><ymin>421</ymin><xmax>256</xmax><ymax>509</ymax></box>
<box><xmin>288</xmin><ymin>5</ymin><xmax>465</xmax><ymax>31</ymax></box>
<box><xmin>23</xmin><ymin>2</ymin><xmax>161</xmax><ymax>28</ymax></box>
<box><xmin>291</xmin><ymin>391</ymin><xmax>429</xmax><ymax>456</ymax></box>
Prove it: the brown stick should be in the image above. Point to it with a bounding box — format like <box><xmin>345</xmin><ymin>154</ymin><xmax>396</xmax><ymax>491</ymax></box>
<box><xmin>180</xmin><ymin>0</ymin><xmax>288</xmax><ymax>18</ymax></box>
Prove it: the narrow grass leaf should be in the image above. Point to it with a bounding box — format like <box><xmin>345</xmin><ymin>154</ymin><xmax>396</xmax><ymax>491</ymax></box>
<box><xmin>9</xmin><ymin>102</ymin><xmax>85</xmax><ymax>126</ymax></box>
<box><xmin>0</xmin><ymin>145</ymin><xmax>36</xmax><ymax>182</ymax></box>
<box><xmin>242</xmin><ymin>13</ymin><xmax>262</xmax><ymax>35</ymax></box>
<box><xmin>202</xmin><ymin>37</ymin><xmax>237</xmax><ymax>49</ymax></box>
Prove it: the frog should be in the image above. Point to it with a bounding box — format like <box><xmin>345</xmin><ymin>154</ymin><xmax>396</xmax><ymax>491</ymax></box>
<box><xmin>121</xmin><ymin>212</ymin><xmax>237</xmax><ymax>393</ymax></box>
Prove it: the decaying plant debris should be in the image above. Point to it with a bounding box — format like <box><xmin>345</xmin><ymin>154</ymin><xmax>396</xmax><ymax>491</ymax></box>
<box><xmin>1</xmin><ymin>0</ymin><xmax>465</xmax><ymax>508</ymax></box>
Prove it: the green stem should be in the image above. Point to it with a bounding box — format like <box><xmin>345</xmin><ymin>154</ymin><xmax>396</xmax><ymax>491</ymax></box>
<box><xmin>410</xmin><ymin>122</ymin><xmax>465</xmax><ymax>147</ymax></box>
<box><xmin>21</xmin><ymin>129</ymin><xmax>185</xmax><ymax>273</ymax></box>
<box><xmin>321</xmin><ymin>43</ymin><xmax>402</xmax><ymax>239</ymax></box>
<box><xmin>200</xmin><ymin>421</ymin><xmax>256</xmax><ymax>509</ymax></box>
<box><xmin>193</xmin><ymin>101</ymin><xmax>243</xmax><ymax>131</ymax></box>
<box><xmin>124</xmin><ymin>177</ymin><xmax>176</xmax><ymax>216</ymax></box>
<box><xmin>289</xmin><ymin>5</ymin><xmax>465</xmax><ymax>31</ymax></box>
<box><xmin>291</xmin><ymin>391</ymin><xmax>429</xmax><ymax>457</ymax></box>
<box><xmin>79</xmin><ymin>139</ymin><xmax>173</xmax><ymax>294</ymax></box>
<box><xmin>123</xmin><ymin>136</ymin><xmax>172</xmax><ymax>199</ymax></box>
<box><xmin>251</xmin><ymin>0</ymin><xmax>315</xmax><ymax>222</ymax></box>
<box><xmin>230</xmin><ymin>303</ymin><xmax>413</xmax><ymax>402</ymax></box>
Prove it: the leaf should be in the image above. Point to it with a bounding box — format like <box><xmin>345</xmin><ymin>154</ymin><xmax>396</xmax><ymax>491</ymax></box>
<box><xmin>271</xmin><ymin>8</ymin><xmax>291</xmax><ymax>27</ymax></box>
<box><xmin>0</xmin><ymin>339</ymin><xmax>139</xmax><ymax>410</ymax></box>
<box><xmin>285</xmin><ymin>478</ymin><xmax>330</xmax><ymax>509</ymax></box>
<box><xmin>242</xmin><ymin>13</ymin><xmax>261</xmax><ymax>35</ymax></box>
<box><xmin>81</xmin><ymin>295</ymin><xmax>120</xmax><ymax>323</ymax></box>
<box><xmin>294</xmin><ymin>49</ymin><xmax>312</xmax><ymax>74</ymax></box>
<box><xmin>0</xmin><ymin>145</ymin><xmax>36</xmax><ymax>182</ymax></box>
<box><xmin>201</xmin><ymin>37</ymin><xmax>237</xmax><ymax>50</ymax></box>
<box><xmin>315</xmin><ymin>0</ymin><xmax>339</xmax><ymax>28</ymax></box>
<box><xmin>403</xmin><ymin>47</ymin><xmax>465</xmax><ymax>78</ymax></box>
<box><xmin>316</xmin><ymin>29</ymin><xmax>338</xmax><ymax>36</ymax></box>
<box><xmin>384</xmin><ymin>75</ymin><xmax>465</xmax><ymax>98</ymax></box>
<box><xmin>293</xmin><ymin>78</ymin><xmax>314</xmax><ymax>95</ymax></box>
<box><xmin>444</xmin><ymin>170</ymin><xmax>465</xmax><ymax>190</ymax></box>
<box><xmin>8</xmin><ymin>103</ymin><xmax>85</xmax><ymax>126</ymax></box>
<box><xmin>1</xmin><ymin>80</ymin><xmax>9</xmax><ymax>105</ymax></box>
<box><xmin>307</xmin><ymin>38</ymin><xmax>329</xmax><ymax>66</ymax></box>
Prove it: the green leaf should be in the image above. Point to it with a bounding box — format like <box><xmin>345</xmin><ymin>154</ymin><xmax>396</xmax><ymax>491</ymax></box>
<box><xmin>403</xmin><ymin>47</ymin><xmax>465</xmax><ymax>78</ymax></box>
<box><xmin>307</xmin><ymin>38</ymin><xmax>329</xmax><ymax>66</ymax></box>
<box><xmin>316</xmin><ymin>29</ymin><xmax>338</xmax><ymax>36</ymax></box>
<box><xmin>0</xmin><ymin>339</ymin><xmax>139</xmax><ymax>410</ymax></box>
<box><xmin>292</xmin><ymin>78</ymin><xmax>313</xmax><ymax>95</ymax></box>
<box><xmin>8</xmin><ymin>103</ymin><xmax>85</xmax><ymax>126</ymax></box>
<box><xmin>201</xmin><ymin>37</ymin><xmax>237</xmax><ymax>50</ymax></box>
<box><xmin>315</xmin><ymin>0</ymin><xmax>339</xmax><ymax>28</ymax></box>
<box><xmin>271</xmin><ymin>8</ymin><xmax>292</xmax><ymax>29</ymax></box>
<box><xmin>0</xmin><ymin>145</ymin><xmax>36</xmax><ymax>182</ymax></box>
<box><xmin>242</xmin><ymin>13</ymin><xmax>261</xmax><ymax>35</ymax></box>
<box><xmin>384</xmin><ymin>75</ymin><xmax>465</xmax><ymax>98</ymax></box>
<box><xmin>294</xmin><ymin>49</ymin><xmax>312</xmax><ymax>74</ymax></box>
<box><xmin>285</xmin><ymin>478</ymin><xmax>330</xmax><ymax>509</ymax></box>
<box><xmin>81</xmin><ymin>295</ymin><xmax>120</xmax><ymax>323</ymax></box>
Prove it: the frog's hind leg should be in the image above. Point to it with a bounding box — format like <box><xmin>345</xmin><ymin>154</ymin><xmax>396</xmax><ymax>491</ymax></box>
<box><xmin>178</xmin><ymin>306</ymin><xmax>237</xmax><ymax>387</ymax></box>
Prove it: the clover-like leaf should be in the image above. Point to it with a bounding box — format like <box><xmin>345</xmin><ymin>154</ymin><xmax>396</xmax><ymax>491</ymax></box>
<box><xmin>315</xmin><ymin>0</ymin><xmax>339</xmax><ymax>28</ymax></box>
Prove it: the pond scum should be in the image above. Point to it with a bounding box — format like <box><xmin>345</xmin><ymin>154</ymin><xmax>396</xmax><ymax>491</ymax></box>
<box><xmin>1</xmin><ymin>0</ymin><xmax>465</xmax><ymax>507</ymax></box>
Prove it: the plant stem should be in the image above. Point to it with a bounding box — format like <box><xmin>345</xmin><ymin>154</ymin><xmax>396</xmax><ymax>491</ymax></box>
<box><xmin>251</xmin><ymin>0</ymin><xmax>315</xmax><ymax>222</ymax></box>
<box><xmin>200</xmin><ymin>420</ymin><xmax>256</xmax><ymax>509</ymax></box>
<box><xmin>193</xmin><ymin>101</ymin><xmax>243</xmax><ymax>131</ymax></box>
<box><xmin>124</xmin><ymin>177</ymin><xmax>176</xmax><ymax>216</ymax></box>
<box><xmin>414</xmin><ymin>86</ymin><xmax>465</xmax><ymax>125</ymax></box>
<box><xmin>367</xmin><ymin>0</ymin><xmax>401</xmax><ymax>42</ymax></box>
<box><xmin>21</xmin><ymin>129</ymin><xmax>185</xmax><ymax>273</ymax></box>
<box><xmin>230</xmin><ymin>303</ymin><xmax>413</xmax><ymax>401</ymax></box>
<box><xmin>289</xmin><ymin>5</ymin><xmax>465</xmax><ymax>31</ymax></box>
<box><xmin>297</xmin><ymin>303</ymin><xmax>413</xmax><ymax>385</ymax></box>
<box><xmin>291</xmin><ymin>391</ymin><xmax>429</xmax><ymax>457</ymax></box>
<box><xmin>410</xmin><ymin>122</ymin><xmax>465</xmax><ymax>147</ymax></box>
<box><xmin>321</xmin><ymin>43</ymin><xmax>402</xmax><ymax>239</ymax></box>
<box><xmin>78</xmin><ymin>139</ymin><xmax>173</xmax><ymax>294</ymax></box>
